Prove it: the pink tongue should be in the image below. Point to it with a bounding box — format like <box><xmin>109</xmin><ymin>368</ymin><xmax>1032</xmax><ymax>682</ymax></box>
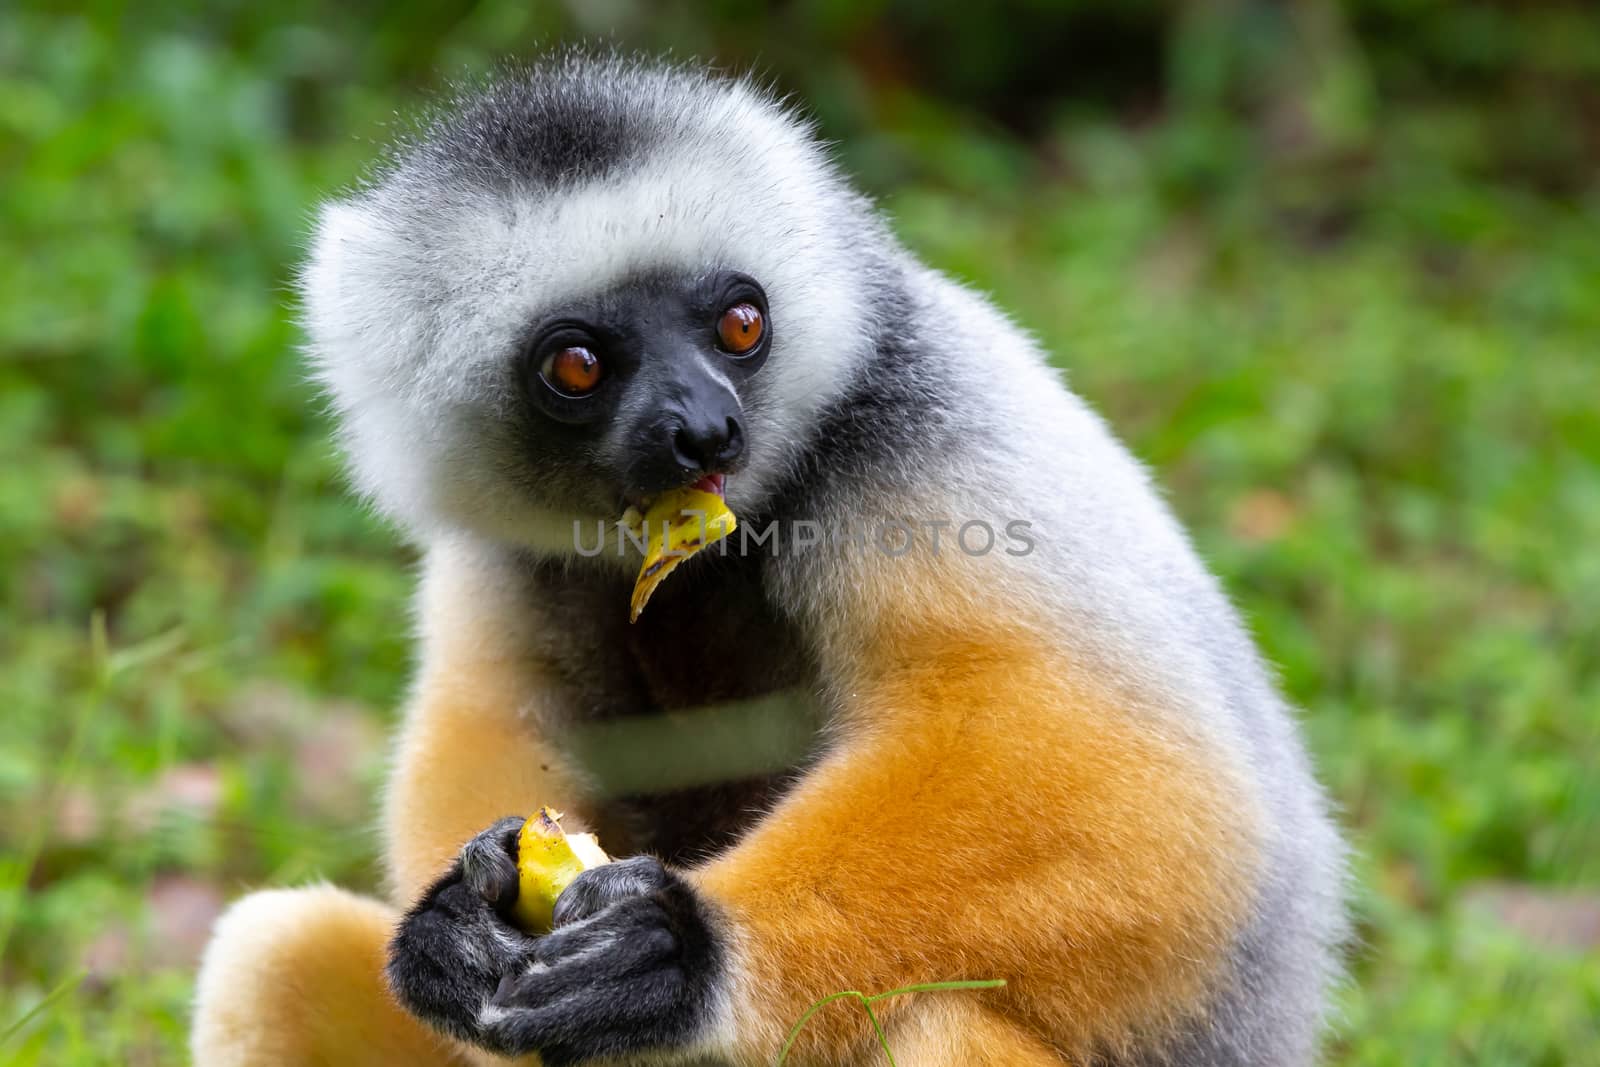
<box><xmin>691</xmin><ymin>473</ymin><xmax>726</xmax><ymax>498</ymax></box>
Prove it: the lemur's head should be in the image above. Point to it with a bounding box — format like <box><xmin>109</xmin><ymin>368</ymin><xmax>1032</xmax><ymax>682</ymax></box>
<box><xmin>301</xmin><ymin>55</ymin><xmax>880</xmax><ymax>554</ymax></box>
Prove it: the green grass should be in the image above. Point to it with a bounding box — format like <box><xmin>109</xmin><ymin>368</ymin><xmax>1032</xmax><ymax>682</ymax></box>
<box><xmin>3</xmin><ymin>5</ymin><xmax>1598</xmax><ymax>1065</ymax></box>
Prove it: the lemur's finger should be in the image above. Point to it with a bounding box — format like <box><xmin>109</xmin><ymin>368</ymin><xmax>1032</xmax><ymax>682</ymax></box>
<box><xmin>533</xmin><ymin>897</ymin><xmax>678</xmax><ymax>967</ymax></box>
<box><xmin>551</xmin><ymin>855</ymin><xmax>670</xmax><ymax>928</ymax></box>
<box><xmin>481</xmin><ymin>940</ymin><xmax>687</xmax><ymax>1062</ymax></box>
<box><xmin>478</xmin><ymin>872</ymin><xmax>718</xmax><ymax>1061</ymax></box>
<box><xmin>460</xmin><ymin>815</ymin><xmax>526</xmax><ymax>908</ymax></box>
<box><xmin>388</xmin><ymin>873</ymin><xmax>536</xmax><ymax>1044</ymax></box>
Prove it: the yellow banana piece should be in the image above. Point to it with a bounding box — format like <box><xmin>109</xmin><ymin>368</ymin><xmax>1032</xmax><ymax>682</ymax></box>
<box><xmin>628</xmin><ymin>486</ymin><xmax>737</xmax><ymax>622</ymax></box>
<box><xmin>511</xmin><ymin>807</ymin><xmax>611</xmax><ymax>933</ymax></box>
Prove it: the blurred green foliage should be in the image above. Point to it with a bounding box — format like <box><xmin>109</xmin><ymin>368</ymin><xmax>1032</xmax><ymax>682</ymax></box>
<box><xmin>2</xmin><ymin>1</ymin><xmax>1598</xmax><ymax>1063</ymax></box>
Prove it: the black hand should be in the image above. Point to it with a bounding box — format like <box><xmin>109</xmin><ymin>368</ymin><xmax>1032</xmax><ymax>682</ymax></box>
<box><xmin>477</xmin><ymin>856</ymin><xmax>724</xmax><ymax>1066</ymax></box>
<box><xmin>386</xmin><ymin>816</ymin><xmax>536</xmax><ymax>1043</ymax></box>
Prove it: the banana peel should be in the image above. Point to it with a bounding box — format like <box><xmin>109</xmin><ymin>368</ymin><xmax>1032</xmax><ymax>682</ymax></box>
<box><xmin>625</xmin><ymin>483</ymin><xmax>737</xmax><ymax>622</ymax></box>
<box><xmin>510</xmin><ymin>807</ymin><xmax>611</xmax><ymax>933</ymax></box>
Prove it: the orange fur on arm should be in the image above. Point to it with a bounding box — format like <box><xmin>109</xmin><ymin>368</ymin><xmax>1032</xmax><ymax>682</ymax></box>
<box><xmin>693</xmin><ymin>622</ymin><xmax>1264</xmax><ymax>1065</ymax></box>
<box><xmin>384</xmin><ymin>543</ymin><xmax>589</xmax><ymax>905</ymax></box>
<box><xmin>384</xmin><ymin>670</ymin><xmax>587</xmax><ymax>906</ymax></box>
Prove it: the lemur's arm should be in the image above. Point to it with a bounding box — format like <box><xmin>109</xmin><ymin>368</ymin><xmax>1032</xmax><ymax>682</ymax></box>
<box><xmin>455</xmin><ymin>552</ymin><xmax>1265</xmax><ymax>1066</ymax></box>
<box><xmin>693</xmin><ymin>617</ymin><xmax>1262</xmax><ymax>1063</ymax></box>
<box><xmin>383</xmin><ymin>540</ymin><xmax>586</xmax><ymax>901</ymax></box>
<box><xmin>382</xmin><ymin>542</ymin><xmax>609</xmax><ymax>1052</ymax></box>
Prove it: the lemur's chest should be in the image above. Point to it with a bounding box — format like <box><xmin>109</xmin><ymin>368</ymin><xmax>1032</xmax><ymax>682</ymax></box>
<box><xmin>528</xmin><ymin>553</ymin><xmax>825</xmax><ymax>865</ymax></box>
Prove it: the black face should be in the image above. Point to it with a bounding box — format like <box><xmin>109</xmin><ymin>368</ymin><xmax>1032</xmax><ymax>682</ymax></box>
<box><xmin>515</xmin><ymin>270</ymin><xmax>772</xmax><ymax>509</ymax></box>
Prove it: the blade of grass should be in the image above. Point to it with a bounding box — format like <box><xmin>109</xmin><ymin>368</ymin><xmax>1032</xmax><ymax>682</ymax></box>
<box><xmin>865</xmin><ymin>979</ymin><xmax>1008</xmax><ymax>1004</ymax></box>
<box><xmin>0</xmin><ymin>619</ymin><xmax>190</xmax><ymax>967</ymax></box>
<box><xmin>854</xmin><ymin>995</ymin><xmax>896</xmax><ymax>1066</ymax></box>
<box><xmin>0</xmin><ymin>614</ymin><xmax>111</xmax><ymax>967</ymax></box>
<box><xmin>0</xmin><ymin>969</ymin><xmax>86</xmax><ymax>1048</ymax></box>
<box><xmin>776</xmin><ymin>990</ymin><xmax>864</xmax><ymax>1064</ymax></box>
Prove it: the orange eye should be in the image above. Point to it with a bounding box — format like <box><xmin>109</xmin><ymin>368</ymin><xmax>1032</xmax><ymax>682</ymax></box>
<box><xmin>716</xmin><ymin>302</ymin><xmax>764</xmax><ymax>355</ymax></box>
<box><xmin>540</xmin><ymin>345</ymin><xmax>603</xmax><ymax>396</ymax></box>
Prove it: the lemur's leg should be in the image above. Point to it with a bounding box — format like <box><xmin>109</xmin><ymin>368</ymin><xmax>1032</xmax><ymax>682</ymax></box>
<box><xmin>191</xmin><ymin>885</ymin><xmax>461</xmax><ymax>1066</ymax></box>
<box><xmin>193</xmin><ymin>542</ymin><xmax>586</xmax><ymax>1064</ymax></box>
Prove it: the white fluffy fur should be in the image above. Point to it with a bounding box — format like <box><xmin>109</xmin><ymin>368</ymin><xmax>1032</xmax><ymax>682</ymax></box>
<box><xmin>301</xmin><ymin>78</ymin><xmax>870</xmax><ymax>553</ymax></box>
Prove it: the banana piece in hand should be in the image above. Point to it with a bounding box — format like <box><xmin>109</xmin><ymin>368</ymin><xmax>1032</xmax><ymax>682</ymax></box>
<box><xmin>511</xmin><ymin>807</ymin><xmax>611</xmax><ymax>933</ymax></box>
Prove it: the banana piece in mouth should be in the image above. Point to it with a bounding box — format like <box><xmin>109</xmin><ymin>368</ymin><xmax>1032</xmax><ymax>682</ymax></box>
<box><xmin>623</xmin><ymin>474</ymin><xmax>737</xmax><ymax>623</ymax></box>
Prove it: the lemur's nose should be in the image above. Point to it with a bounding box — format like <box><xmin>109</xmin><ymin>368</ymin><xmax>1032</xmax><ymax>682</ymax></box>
<box><xmin>671</xmin><ymin>414</ymin><xmax>745</xmax><ymax>473</ymax></box>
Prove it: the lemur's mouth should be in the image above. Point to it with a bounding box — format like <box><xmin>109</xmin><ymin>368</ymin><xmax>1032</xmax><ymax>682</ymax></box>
<box><xmin>687</xmin><ymin>472</ymin><xmax>726</xmax><ymax>500</ymax></box>
<box><xmin>622</xmin><ymin>472</ymin><xmax>727</xmax><ymax>515</ymax></box>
